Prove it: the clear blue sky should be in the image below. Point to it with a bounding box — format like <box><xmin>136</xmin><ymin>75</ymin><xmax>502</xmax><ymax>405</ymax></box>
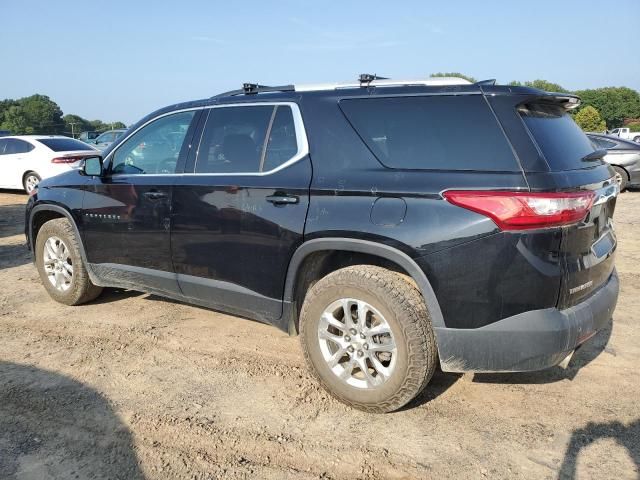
<box><xmin>2</xmin><ymin>0</ymin><xmax>638</xmax><ymax>125</ymax></box>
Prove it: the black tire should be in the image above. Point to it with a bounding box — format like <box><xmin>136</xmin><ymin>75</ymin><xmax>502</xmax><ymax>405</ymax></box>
<box><xmin>299</xmin><ymin>265</ymin><xmax>437</xmax><ymax>413</ymax></box>
<box><xmin>613</xmin><ymin>166</ymin><xmax>628</xmax><ymax>192</ymax></box>
<box><xmin>23</xmin><ymin>172</ymin><xmax>41</xmax><ymax>194</ymax></box>
<box><xmin>633</xmin><ymin>136</ymin><xmax>640</xmax><ymax>143</ymax></box>
<box><xmin>35</xmin><ymin>218</ymin><xmax>103</xmax><ymax>305</ymax></box>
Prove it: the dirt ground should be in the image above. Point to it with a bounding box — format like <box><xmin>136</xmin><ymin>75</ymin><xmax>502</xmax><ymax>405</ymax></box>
<box><xmin>0</xmin><ymin>189</ymin><xmax>638</xmax><ymax>480</ymax></box>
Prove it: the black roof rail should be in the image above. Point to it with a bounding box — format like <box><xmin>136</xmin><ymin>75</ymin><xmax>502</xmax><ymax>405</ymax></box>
<box><xmin>211</xmin><ymin>83</ymin><xmax>295</xmax><ymax>99</ymax></box>
<box><xmin>358</xmin><ymin>73</ymin><xmax>389</xmax><ymax>85</ymax></box>
<box><xmin>475</xmin><ymin>79</ymin><xmax>497</xmax><ymax>86</ymax></box>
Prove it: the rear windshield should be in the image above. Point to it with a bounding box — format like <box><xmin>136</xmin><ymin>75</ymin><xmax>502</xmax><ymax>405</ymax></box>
<box><xmin>340</xmin><ymin>95</ymin><xmax>519</xmax><ymax>171</ymax></box>
<box><xmin>519</xmin><ymin>103</ymin><xmax>599</xmax><ymax>171</ymax></box>
<box><xmin>37</xmin><ymin>138</ymin><xmax>95</xmax><ymax>152</ymax></box>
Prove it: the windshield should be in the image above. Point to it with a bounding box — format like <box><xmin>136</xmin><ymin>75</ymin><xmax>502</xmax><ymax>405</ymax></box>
<box><xmin>519</xmin><ymin>103</ymin><xmax>601</xmax><ymax>171</ymax></box>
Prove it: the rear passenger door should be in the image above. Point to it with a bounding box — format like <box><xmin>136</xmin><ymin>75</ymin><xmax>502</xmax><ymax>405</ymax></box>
<box><xmin>171</xmin><ymin>102</ymin><xmax>311</xmax><ymax>324</ymax></box>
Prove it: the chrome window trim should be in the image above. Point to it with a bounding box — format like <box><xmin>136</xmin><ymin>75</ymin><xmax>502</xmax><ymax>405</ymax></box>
<box><xmin>105</xmin><ymin>102</ymin><xmax>309</xmax><ymax>177</ymax></box>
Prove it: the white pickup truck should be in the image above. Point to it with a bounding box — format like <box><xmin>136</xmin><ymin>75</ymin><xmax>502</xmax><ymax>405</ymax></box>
<box><xmin>608</xmin><ymin>127</ymin><xmax>640</xmax><ymax>143</ymax></box>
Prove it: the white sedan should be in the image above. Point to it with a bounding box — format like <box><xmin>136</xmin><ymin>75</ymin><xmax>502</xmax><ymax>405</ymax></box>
<box><xmin>0</xmin><ymin>135</ymin><xmax>99</xmax><ymax>193</ymax></box>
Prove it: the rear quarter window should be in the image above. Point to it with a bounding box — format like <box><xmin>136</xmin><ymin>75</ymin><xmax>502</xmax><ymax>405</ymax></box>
<box><xmin>37</xmin><ymin>138</ymin><xmax>95</xmax><ymax>152</ymax></box>
<box><xmin>519</xmin><ymin>103</ymin><xmax>599</xmax><ymax>171</ymax></box>
<box><xmin>339</xmin><ymin>95</ymin><xmax>519</xmax><ymax>171</ymax></box>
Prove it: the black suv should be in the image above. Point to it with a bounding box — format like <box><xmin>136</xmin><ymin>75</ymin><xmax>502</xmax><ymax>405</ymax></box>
<box><xmin>25</xmin><ymin>76</ymin><xmax>619</xmax><ymax>413</ymax></box>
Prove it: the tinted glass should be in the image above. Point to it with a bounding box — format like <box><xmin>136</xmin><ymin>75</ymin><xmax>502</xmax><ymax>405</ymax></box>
<box><xmin>37</xmin><ymin>137</ymin><xmax>93</xmax><ymax>152</ymax></box>
<box><xmin>4</xmin><ymin>139</ymin><xmax>34</xmax><ymax>154</ymax></box>
<box><xmin>0</xmin><ymin>139</ymin><xmax>8</xmax><ymax>155</ymax></box>
<box><xmin>589</xmin><ymin>137</ymin><xmax>617</xmax><ymax>150</ymax></box>
<box><xmin>262</xmin><ymin>106</ymin><xmax>298</xmax><ymax>172</ymax></box>
<box><xmin>340</xmin><ymin>95</ymin><xmax>519</xmax><ymax>171</ymax></box>
<box><xmin>111</xmin><ymin>111</ymin><xmax>195</xmax><ymax>174</ymax></box>
<box><xmin>520</xmin><ymin>103</ymin><xmax>599</xmax><ymax>171</ymax></box>
<box><xmin>195</xmin><ymin>105</ymin><xmax>273</xmax><ymax>173</ymax></box>
<box><xmin>96</xmin><ymin>132</ymin><xmax>114</xmax><ymax>143</ymax></box>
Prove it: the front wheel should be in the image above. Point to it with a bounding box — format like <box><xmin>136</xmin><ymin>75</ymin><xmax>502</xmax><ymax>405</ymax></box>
<box><xmin>299</xmin><ymin>265</ymin><xmax>437</xmax><ymax>413</ymax></box>
<box><xmin>35</xmin><ymin>218</ymin><xmax>103</xmax><ymax>305</ymax></box>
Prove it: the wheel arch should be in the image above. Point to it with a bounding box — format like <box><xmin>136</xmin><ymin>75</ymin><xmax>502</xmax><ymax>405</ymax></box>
<box><xmin>283</xmin><ymin>238</ymin><xmax>445</xmax><ymax>334</ymax></box>
<box><xmin>29</xmin><ymin>205</ymin><xmax>98</xmax><ymax>284</ymax></box>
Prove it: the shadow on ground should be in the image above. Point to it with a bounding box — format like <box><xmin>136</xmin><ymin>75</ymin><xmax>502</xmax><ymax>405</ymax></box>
<box><xmin>472</xmin><ymin>320</ymin><xmax>612</xmax><ymax>385</ymax></box>
<box><xmin>0</xmin><ymin>202</ymin><xmax>27</xmax><ymax>239</ymax></box>
<box><xmin>0</xmin><ymin>361</ymin><xmax>144</xmax><ymax>479</ymax></box>
<box><xmin>0</xmin><ymin>242</ymin><xmax>32</xmax><ymax>270</ymax></box>
<box><xmin>558</xmin><ymin>418</ymin><xmax>640</xmax><ymax>479</ymax></box>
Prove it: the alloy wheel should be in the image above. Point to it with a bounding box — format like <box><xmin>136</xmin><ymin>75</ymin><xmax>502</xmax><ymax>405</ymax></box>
<box><xmin>43</xmin><ymin>236</ymin><xmax>73</xmax><ymax>292</ymax></box>
<box><xmin>317</xmin><ymin>298</ymin><xmax>397</xmax><ymax>389</ymax></box>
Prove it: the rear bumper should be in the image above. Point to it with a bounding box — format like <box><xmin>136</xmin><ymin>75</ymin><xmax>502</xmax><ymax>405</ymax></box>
<box><xmin>435</xmin><ymin>269</ymin><xmax>619</xmax><ymax>372</ymax></box>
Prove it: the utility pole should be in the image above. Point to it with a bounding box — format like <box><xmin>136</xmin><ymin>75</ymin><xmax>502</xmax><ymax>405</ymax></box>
<box><xmin>68</xmin><ymin>122</ymin><xmax>79</xmax><ymax>138</ymax></box>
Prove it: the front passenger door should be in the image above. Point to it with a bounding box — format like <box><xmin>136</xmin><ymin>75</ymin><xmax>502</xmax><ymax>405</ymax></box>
<box><xmin>82</xmin><ymin>110</ymin><xmax>199</xmax><ymax>294</ymax></box>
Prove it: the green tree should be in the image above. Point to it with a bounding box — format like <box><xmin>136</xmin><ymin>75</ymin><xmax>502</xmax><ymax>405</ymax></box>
<box><xmin>430</xmin><ymin>72</ymin><xmax>477</xmax><ymax>83</ymax></box>
<box><xmin>508</xmin><ymin>79</ymin><xmax>569</xmax><ymax>93</ymax></box>
<box><xmin>1</xmin><ymin>105</ymin><xmax>32</xmax><ymax>134</ymax></box>
<box><xmin>62</xmin><ymin>114</ymin><xmax>93</xmax><ymax>137</ymax></box>
<box><xmin>574</xmin><ymin>87</ymin><xmax>640</xmax><ymax>129</ymax></box>
<box><xmin>19</xmin><ymin>94</ymin><xmax>64</xmax><ymax>134</ymax></box>
<box><xmin>574</xmin><ymin>106</ymin><xmax>607</xmax><ymax>132</ymax></box>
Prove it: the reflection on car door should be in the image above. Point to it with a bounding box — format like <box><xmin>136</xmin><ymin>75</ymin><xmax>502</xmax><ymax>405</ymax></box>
<box><xmin>170</xmin><ymin>103</ymin><xmax>311</xmax><ymax>326</ymax></box>
<box><xmin>81</xmin><ymin>110</ymin><xmax>201</xmax><ymax>295</ymax></box>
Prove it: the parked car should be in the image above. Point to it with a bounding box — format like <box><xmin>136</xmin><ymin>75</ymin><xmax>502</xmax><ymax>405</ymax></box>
<box><xmin>91</xmin><ymin>129</ymin><xmax>126</xmax><ymax>151</ymax></box>
<box><xmin>588</xmin><ymin>133</ymin><xmax>640</xmax><ymax>191</ymax></box>
<box><xmin>0</xmin><ymin>135</ymin><xmax>98</xmax><ymax>193</ymax></box>
<box><xmin>607</xmin><ymin>127</ymin><xmax>640</xmax><ymax>143</ymax></box>
<box><xmin>78</xmin><ymin>131</ymin><xmax>100</xmax><ymax>144</ymax></box>
<box><xmin>25</xmin><ymin>76</ymin><xmax>619</xmax><ymax>413</ymax></box>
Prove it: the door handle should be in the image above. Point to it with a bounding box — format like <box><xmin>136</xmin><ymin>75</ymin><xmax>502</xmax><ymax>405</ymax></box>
<box><xmin>143</xmin><ymin>191</ymin><xmax>168</xmax><ymax>200</ymax></box>
<box><xmin>266</xmin><ymin>194</ymin><xmax>299</xmax><ymax>205</ymax></box>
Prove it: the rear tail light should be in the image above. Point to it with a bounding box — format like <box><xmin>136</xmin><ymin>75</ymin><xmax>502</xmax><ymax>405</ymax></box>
<box><xmin>442</xmin><ymin>190</ymin><xmax>595</xmax><ymax>231</ymax></box>
<box><xmin>51</xmin><ymin>156</ymin><xmax>86</xmax><ymax>164</ymax></box>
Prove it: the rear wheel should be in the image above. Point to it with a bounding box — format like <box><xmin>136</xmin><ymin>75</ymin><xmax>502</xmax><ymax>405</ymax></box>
<box><xmin>613</xmin><ymin>166</ymin><xmax>628</xmax><ymax>192</ymax></box>
<box><xmin>23</xmin><ymin>172</ymin><xmax>41</xmax><ymax>193</ymax></box>
<box><xmin>299</xmin><ymin>265</ymin><xmax>437</xmax><ymax>413</ymax></box>
<box><xmin>633</xmin><ymin>136</ymin><xmax>640</xmax><ymax>143</ymax></box>
<box><xmin>35</xmin><ymin>218</ymin><xmax>102</xmax><ymax>305</ymax></box>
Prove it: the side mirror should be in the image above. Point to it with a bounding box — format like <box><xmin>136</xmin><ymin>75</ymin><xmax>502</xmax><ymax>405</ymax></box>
<box><xmin>81</xmin><ymin>156</ymin><xmax>103</xmax><ymax>176</ymax></box>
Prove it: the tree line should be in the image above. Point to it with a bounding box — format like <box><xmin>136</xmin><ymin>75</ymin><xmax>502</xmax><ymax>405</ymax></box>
<box><xmin>5</xmin><ymin>78</ymin><xmax>640</xmax><ymax>137</ymax></box>
<box><xmin>431</xmin><ymin>73</ymin><xmax>640</xmax><ymax>132</ymax></box>
<box><xmin>0</xmin><ymin>94</ymin><xmax>126</xmax><ymax>137</ymax></box>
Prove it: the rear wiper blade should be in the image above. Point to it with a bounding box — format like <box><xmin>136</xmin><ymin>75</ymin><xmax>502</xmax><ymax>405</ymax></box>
<box><xmin>581</xmin><ymin>149</ymin><xmax>607</xmax><ymax>162</ymax></box>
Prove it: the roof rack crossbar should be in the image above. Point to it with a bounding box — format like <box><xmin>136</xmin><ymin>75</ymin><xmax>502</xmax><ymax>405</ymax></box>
<box><xmin>211</xmin><ymin>84</ymin><xmax>295</xmax><ymax>99</ymax></box>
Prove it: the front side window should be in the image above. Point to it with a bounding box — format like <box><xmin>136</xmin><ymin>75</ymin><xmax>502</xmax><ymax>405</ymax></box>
<box><xmin>195</xmin><ymin>104</ymin><xmax>299</xmax><ymax>174</ymax></box>
<box><xmin>111</xmin><ymin>111</ymin><xmax>195</xmax><ymax>175</ymax></box>
<box><xmin>0</xmin><ymin>139</ymin><xmax>8</xmax><ymax>155</ymax></box>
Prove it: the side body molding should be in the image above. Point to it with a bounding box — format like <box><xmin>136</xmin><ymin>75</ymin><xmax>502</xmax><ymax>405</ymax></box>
<box><xmin>283</xmin><ymin>238</ymin><xmax>446</xmax><ymax>330</ymax></box>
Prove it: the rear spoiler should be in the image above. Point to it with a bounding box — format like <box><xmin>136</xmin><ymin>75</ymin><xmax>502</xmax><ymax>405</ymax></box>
<box><xmin>519</xmin><ymin>93</ymin><xmax>581</xmax><ymax>111</ymax></box>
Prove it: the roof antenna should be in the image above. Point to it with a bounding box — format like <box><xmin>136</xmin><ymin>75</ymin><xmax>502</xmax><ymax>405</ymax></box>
<box><xmin>359</xmin><ymin>73</ymin><xmax>389</xmax><ymax>86</ymax></box>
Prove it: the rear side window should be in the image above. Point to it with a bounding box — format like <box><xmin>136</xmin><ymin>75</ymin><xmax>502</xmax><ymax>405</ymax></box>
<box><xmin>340</xmin><ymin>95</ymin><xmax>519</xmax><ymax>171</ymax></box>
<box><xmin>519</xmin><ymin>103</ymin><xmax>598</xmax><ymax>171</ymax></box>
<box><xmin>37</xmin><ymin>138</ymin><xmax>94</xmax><ymax>152</ymax></box>
<box><xmin>195</xmin><ymin>104</ymin><xmax>300</xmax><ymax>174</ymax></box>
<box><xmin>4</xmin><ymin>139</ymin><xmax>35</xmax><ymax>154</ymax></box>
